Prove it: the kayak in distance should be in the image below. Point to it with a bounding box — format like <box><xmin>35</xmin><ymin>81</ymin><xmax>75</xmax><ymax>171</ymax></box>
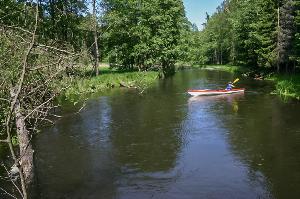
<box><xmin>187</xmin><ymin>88</ymin><xmax>245</xmax><ymax>96</ymax></box>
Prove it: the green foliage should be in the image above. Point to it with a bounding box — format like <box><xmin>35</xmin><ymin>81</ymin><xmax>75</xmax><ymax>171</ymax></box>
<box><xmin>63</xmin><ymin>67</ymin><xmax>158</xmax><ymax>101</ymax></box>
<box><xmin>102</xmin><ymin>0</ymin><xmax>185</xmax><ymax>77</ymax></box>
<box><xmin>203</xmin><ymin>65</ymin><xmax>247</xmax><ymax>74</ymax></box>
<box><xmin>268</xmin><ymin>74</ymin><xmax>300</xmax><ymax>99</ymax></box>
<box><xmin>39</xmin><ymin>0</ymin><xmax>87</xmax><ymax>50</ymax></box>
<box><xmin>292</xmin><ymin>0</ymin><xmax>300</xmax><ymax>65</ymax></box>
<box><xmin>183</xmin><ymin>0</ymin><xmax>299</xmax><ymax>72</ymax></box>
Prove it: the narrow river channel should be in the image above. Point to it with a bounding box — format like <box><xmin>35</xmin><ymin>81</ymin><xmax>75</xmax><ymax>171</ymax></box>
<box><xmin>35</xmin><ymin>69</ymin><xmax>300</xmax><ymax>199</ymax></box>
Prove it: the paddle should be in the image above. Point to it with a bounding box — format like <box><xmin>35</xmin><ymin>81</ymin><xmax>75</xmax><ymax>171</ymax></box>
<box><xmin>226</xmin><ymin>78</ymin><xmax>239</xmax><ymax>89</ymax></box>
<box><xmin>233</xmin><ymin>78</ymin><xmax>239</xmax><ymax>84</ymax></box>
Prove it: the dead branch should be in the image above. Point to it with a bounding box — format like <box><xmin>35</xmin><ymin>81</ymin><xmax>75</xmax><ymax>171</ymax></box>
<box><xmin>2</xmin><ymin>163</ymin><xmax>24</xmax><ymax>198</ymax></box>
<box><xmin>29</xmin><ymin>57</ymin><xmax>63</xmax><ymax>71</ymax></box>
<box><xmin>4</xmin><ymin>4</ymin><xmax>39</xmax><ymax>199</ymax></box>
<box><xmin>33</xmin><ymin>110</ymin><xmax>62</xmax><ymax>118</ymax></box>
<box><xmin>6</xmin><ymin>4</ymin><xmax>38</xmax><ymax>124</ymax></box>
<box><xmin>23</xmin><ymin>94</ymin><xmax>57</xmax><ymax>120</ymax></box>
<box><xmin>0</xmin><ymin>24</ymin><xmax>34</xmax><ymax>35</ymax></box>
<box><xmin>36</xmin><ymin>44</ymin><xmax>76</xmax><ymax>55</ymax></box>
<box><xmin>75</xmin><ymin>101</ymin><xmax>87</xmax><ymax>114</ymax></box>
<box><xmin>0</xmin><ymin>139</ymin><xmax>8</xmax><ymax>143</ymax></box>
<box><xmin>0</xmin><ymin>187</ymin><xmax>18</xmax><ymax>199</ymax></box>
<box><xmin>38</xmin><ymin>118</ymin><xmax>54</xmax><ymax>124</ymax></box>
<box><xmin>0</xmin><ymin>98</ymin><xmax>10</xmax><ymax>102</ymax></box>
<box><xmin>21</xmin><ymin>68</ymin><xmax>65</xmax><ymax>100</ymax></box>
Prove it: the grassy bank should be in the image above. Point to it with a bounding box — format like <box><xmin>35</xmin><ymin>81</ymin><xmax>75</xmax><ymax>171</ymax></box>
<box><xmin>62</xmin><ymin>67</ymin><xmax>159</xmax><ymax>102</ymax></box>
<box><xmin>267</xmin><ymin>74</ymin><xmax>300</xmax><ymax>100</ymax></box>
<box><xmin>202</xmin><ymin>65</ymin><xmax>249</xmax><ymax>74</ymax></box>
<box><xmin>175</xmin><ymin>63</ymin><xmax>249</xmax><ymax>73</ymax></box>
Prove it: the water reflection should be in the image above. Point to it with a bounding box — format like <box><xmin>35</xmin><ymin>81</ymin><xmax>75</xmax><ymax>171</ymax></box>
<box><xmin>179</xmin><ymin>90</ymin><xmax>272</xmax><ymax>199</ymax></box>
<box><xmin>107</xmin><ymin>83</ymin><xmax>189</xmax><ymax>171</ymax></box>
<box><xmin>222</xmin><ymin>96</ymin><xmax>300</xmax><ymax>199</ymax></box>
<box><xmin>35</xmin><ymin>97</ymin><xmax>117</xmax><ymax>198</ymax></box>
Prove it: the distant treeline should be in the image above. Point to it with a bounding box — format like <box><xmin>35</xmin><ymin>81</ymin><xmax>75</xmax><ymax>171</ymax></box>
<box><xmin>180</xmin><ymin>0</ymin><xmax>300</xmax><ymax>72</ymax></box>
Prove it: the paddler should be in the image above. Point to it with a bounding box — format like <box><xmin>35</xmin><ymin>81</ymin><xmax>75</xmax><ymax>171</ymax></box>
<box><xmin>226</xmin><ymin>81</ymin><xmax>235</xmax><ymax>90</ymax></box>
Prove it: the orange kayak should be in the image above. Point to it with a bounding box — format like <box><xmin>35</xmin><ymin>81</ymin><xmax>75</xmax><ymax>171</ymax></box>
<box><xmin>187</xmin><ymin>88</ymin><xmax>245</xmax><ymax>96</ymax></box>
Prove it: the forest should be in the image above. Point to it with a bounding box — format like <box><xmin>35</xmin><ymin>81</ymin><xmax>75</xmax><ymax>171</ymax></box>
<box><xmin>182</xmin><ymin>0</ymin><xmax>300</xmax><ymax>72</ymax></box>
<box><xmin>0</xmin><ymin>0</ymin><xmax>300</xmax><ymax>198</ymax></box>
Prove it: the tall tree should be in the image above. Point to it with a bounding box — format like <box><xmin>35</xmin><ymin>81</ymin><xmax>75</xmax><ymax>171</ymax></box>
<box><xmin>39</xmin><ymin>0</ymin><xmax>87</xmax><ymax>50</ymax></box>
<box><xmin>277</xmin><ymin>0</ymin><xmax>295</xmax><ymax>72</ymax></box>
<box><xmin>291</xmin><ymin>0</ymin><xmax>300</xmax><ymax>70</ymax></box>
<box><xmin>93</xmin><ymin>0</ymin><xmax>100</xmax><ymax>75</ymax></box>
<box><xmin>102</xmin><ymin>0</ymin><xmax>185</xmax><ymax>77</ymax></box>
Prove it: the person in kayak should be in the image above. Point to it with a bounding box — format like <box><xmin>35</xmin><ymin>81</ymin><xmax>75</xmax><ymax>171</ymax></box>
<box><xmin>226</xmin><ymin>81</ymin><xmax>235</xmax><ymax>90</ymax></box>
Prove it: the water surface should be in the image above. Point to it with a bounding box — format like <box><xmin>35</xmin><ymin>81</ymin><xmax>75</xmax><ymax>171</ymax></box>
<box><xmin>35</xmin><ymin>69</ymin><xmax>300</xmax><ymax>199</ymax></box>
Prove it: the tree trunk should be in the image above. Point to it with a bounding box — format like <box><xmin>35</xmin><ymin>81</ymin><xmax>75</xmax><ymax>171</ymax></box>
<box><xmin>93</xmin><ymin>0</ymin><xmax>99</xmax><ymax>76</ymax></box>
<box><xmin>214</xmin><ymin>49</ymin><xmax>218</xmax><ymax>64</ymax></box>
<box><xmin>293</xmin><ymin>60</ymin><xmax>296</xmax><ymax>73</ymax></box>
<box><xmin>277</xmin><ymin>5</ymin><xmax>280</xmax><ymax>73</ymax></box>
<box><xmin>220</xmin><ymin>45</ymin><xmax>223</xmax><ymax>65</ymax></box>
<box><xmin>12</xmin><ymin>92</ymin><xmax>34</xmax><ymax>187</ymax></box>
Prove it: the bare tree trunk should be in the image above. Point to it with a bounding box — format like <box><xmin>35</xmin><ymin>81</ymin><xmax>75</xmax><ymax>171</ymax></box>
<box><xmin>11</xmin><ymin>89</ymin><xmax>34</xmax><ymax>186</ymax></box>
<box><xmin>93</xmin><ymin>0</ymin><xmax>99</xmax><ymax>76</ymax></box>
<box><xmin>277</xmin><ymin>5</ymin><xmax>280</xmax><ymax>73</ymax></box>
<box><xmin>220</xmin><ymin>45</ymin><xmax>223</xmax><ymax>65</ymax></box>
<box><xmin>214</xmin><ymin>49</ymin><xmax>218</xmax><ymax>64</ymax></box>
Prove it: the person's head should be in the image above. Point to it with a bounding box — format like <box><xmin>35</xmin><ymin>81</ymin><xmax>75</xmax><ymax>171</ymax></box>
<box><xmin>228</xmin><ymin>81</ymin><xmax>232</xmax><ymax>84</ymax></box>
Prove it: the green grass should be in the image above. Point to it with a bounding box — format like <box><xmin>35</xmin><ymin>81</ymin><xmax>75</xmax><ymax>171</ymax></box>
<box><xmin>202</xmin><ymin>65</ymin><xmax>248</xmax><ymax>74</ymax></box>
<box><xmin>267</xmin><ymin>74</ymin><xmax>300</xmax><ymax>100</ymax></box>
<box><xmin>174</xmin><ymin>64</ymin><xmax>249</xmax><ymax>74</ymax></box>
<box><xmin>61</xmin><ymin>67</ymin><xmax>159</xmax><ymax>102</ymax></box>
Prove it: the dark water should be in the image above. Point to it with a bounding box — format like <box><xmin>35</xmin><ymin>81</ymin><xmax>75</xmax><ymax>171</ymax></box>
<box><xmin>34</xmin><ymin>69</ymin><xmax>300</xmax><ymax>199</ymax></box>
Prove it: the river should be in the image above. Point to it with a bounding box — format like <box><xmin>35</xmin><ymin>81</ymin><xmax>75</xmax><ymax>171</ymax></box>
<box><xmin>34</xmin><ymin>69</ymin><xmax>300</xmax><ymax>199</ymax></box>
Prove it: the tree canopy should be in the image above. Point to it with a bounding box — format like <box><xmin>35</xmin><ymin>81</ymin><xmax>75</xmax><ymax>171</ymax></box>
<box><xmin>182</xmin><ymin>0</ymin><xmax>300</xmax><ymax>72</ymax></box>
<box><xmin>102</xmin><ymin>0</ymin><xmax>185</xmax><ymax>76</ymax></box>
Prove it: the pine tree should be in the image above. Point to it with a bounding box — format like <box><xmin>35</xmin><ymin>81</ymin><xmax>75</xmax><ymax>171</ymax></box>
<box><xmin>292</xmin><ymin>0</ymin><xmax>300</xmax><ymax>69</ymax></box>
<box><xmin>277</xmin><ymin>0</ymin><xmax>295</xmax><ymax>72</ymax></box>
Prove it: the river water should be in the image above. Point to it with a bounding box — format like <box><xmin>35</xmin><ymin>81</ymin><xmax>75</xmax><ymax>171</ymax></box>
<box><xmin>35</xmin><ymin>69</ymin><xmax>300</xmax><ymax>199</ymax></box>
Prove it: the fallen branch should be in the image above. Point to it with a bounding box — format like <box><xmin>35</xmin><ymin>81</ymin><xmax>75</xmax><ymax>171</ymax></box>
<box><xmin>75</xmin><ymin>101</ymin><xmax>87</xmax><ymax>114</ymax></box>
<box><xmin>0</xmin><ymin>187</ymin><xmax>17</xmax><ymax>199</ymax></box>
<box><xmin>23</xmin><ymin>94</ymin><xmax>57</xmax><ymax>120</ymax></box>
<box><xmin>0</xmin><ymin>98</ymin><xmax>9</xmax><ymax>102</ymax></box>
<box><xmin>2</xmin><ymin>163</ymin><xmax>23</xmax><ymax>198</ymax></box>
<box><xmin>4</xmin><ymin>5</ymin><xmax>39</xmax><ymax>198</ymax></box>
<box><xmin>1</xmin><ymin>24</ymin><xmax>34</xmax><ymax>35</ymax></box>
<box><xmin>29</xmin><ymin>57</ymin><xmax>62</xmax><ymax>71</ymax></box>
<box><xmin>0</xmin><ymin>139</ymin><xmax>8</xmax><ymax>143</ymax></box>
<box><xmin>36</xmin><ymin>44</ymin><xmax>75</xmax><ymax>55</ymax></box>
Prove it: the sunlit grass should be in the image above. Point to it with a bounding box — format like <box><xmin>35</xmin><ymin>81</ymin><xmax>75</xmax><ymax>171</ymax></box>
<box><xmin>61</xmin><ymin>67</ymin><xmax>158</xmax><ymax>102</ymax></box>
<box><xmin>267</xmin><ymin>74</ymin><xmax>300</xmax><ymax>100</ymax></box>
<box><xmin>202</xmin><ymin>65</ymin><xmax>248</xmax><ymax>74</ymax></box>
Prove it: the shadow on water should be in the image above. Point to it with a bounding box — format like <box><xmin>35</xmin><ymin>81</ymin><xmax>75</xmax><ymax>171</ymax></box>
<box><xmin>30</xmin><ymin>69</ymin><xmax>300</xmax><ymax>199</ymax></box>
<box><xmin>222</xmin><ymin>95</ymin><xmax>300</xmax><ymax>199</ymax></box>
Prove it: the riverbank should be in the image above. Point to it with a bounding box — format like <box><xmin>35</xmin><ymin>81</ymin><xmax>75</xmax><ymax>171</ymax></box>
<box><xmin>175</xmin><ymin>64</ymin><xmax>248</xmax><ymax>74</ymax></box>
<box><xmin>267</xmin><ymin>74</ymin><xmax>300</xmax><ymax>100</ymax></box>
<box><xmin>202</xmin><ymin>65</ymin><xmax>248</xmax><ymax>74</ymax></box>
<box><xmin>62</xmin><ymin>67</ymin><xmax>159</xmax><ymax>102</ymax></box>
